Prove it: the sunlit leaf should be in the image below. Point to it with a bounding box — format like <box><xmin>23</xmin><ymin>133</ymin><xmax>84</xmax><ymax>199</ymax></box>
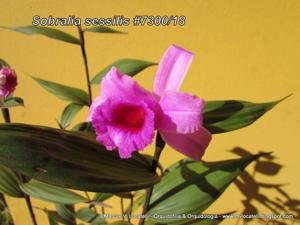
<box><xmin>0</xmin><ymin>26</ymin><xmax>80</xmax><ymax>45</ymax></box>
<box><xmin>76</xmin><ymin>207</ymin><xmax>106</xmax><ymax>224</ymax></box>
<box><xmin>147</xmin><ymin>153</ymin><xmax>268</xmax><ymax>224</ymax></box>
<box><xmin>84</xmin><ymin>26</ymin><xmax>125</xmax><ymax>34</ymax></box>
<box><xmin>20</xmin><ymin>180</ymin><xmax>87</xmax><ymax>204</ymax></box>
<box><xmin>60</xmin><ymin>103</ymin><xmax>83</xmax><ymax>129</ymax></box>
<box><xmin>93</xmin><ymin>193</ymin><xmax>113</xmax><ymax>202</ymax></box>
<box><xmin>46</xmin><ymin>211</ymin><xmax>59</xmax><ymax>225</ymax></box>
<box><xmin>55</xmin><ymin>204</ymin><xmax>76</xmax><ymax>225</ymax></box>
<box><xmin>1</xmin><ymin>97</ymin><xmax>24</xmax><ymax>108</ymax></box>
<box><xmin>45</xmin><ymin>210</ymin><xmax>74</xmax><ymax>225</ymax></box>
<box><xmin>91</xmin><ymin>59</ymin><xmax>156</xmax><ymax>84</ymax></box>
<box><xmin>203</xmin><ymin>96</ymin><xmax>290</xmax><ymax>134</ymax></box>
<box><xmin>32</xmin><ymin>77</ymin><xmax>89</xmax><ymax>105</ymax></box>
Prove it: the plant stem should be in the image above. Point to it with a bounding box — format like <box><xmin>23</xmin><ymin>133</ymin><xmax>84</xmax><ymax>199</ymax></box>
<box><xmin>77</xmin><ymin>24</ymin><xmax>92</xmax><ymax>105</ymax></box>
<box><xmin>0</xmin><ymin>193</ymin><xmax>8</xmax><ymax>207</ymax></box>
<box><xmin>128</xmin><ymin>195</ymin><xmax>133</xmax><ymax>223</ymax></box>
<box><xmin>1</xmin><ymin>108</ymin><xmax>38</xmax><ymax>225</ymax></box>
<box><xmin>120</xmin><ymin>197</ymin><xmax>125</xmax><ymax>221</ymax></box>
<box><xmin>1</xmin><ymin>108</ymin><xmax>10</xmax><ymax>122</ymax></box>
<box><xmin>66</xmin><ymin>205</ymin><xmax>77</xmax><ymax>225</ymax></box>
<box><xmin>138</xmin><ymin>132</ymin><xmax>165</xmax><ymax>225</ymax></box>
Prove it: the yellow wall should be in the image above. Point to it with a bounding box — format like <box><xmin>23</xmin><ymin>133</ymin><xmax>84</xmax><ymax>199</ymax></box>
<box><xmin>0</xmin><ymin>0</ymin><xmax>300</xmax><ymax>224</ymax></box>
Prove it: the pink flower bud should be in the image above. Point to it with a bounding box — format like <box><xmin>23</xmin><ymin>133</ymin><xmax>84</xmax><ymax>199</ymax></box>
<box><xmin>0</xmin><ymin>67</ymin><xmax>17</xmax><ymax>97</ymax></box>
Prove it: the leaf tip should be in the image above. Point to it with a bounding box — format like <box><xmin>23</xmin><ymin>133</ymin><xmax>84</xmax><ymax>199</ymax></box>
<box><xmin>277</xmin><ymin>93</ymin><xmax>293</xmax><ymax>103</ymax></box>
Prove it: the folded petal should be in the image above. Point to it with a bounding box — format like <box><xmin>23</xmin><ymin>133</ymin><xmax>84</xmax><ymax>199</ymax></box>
<box><xmin>153</xmin><ymin>45</ymin><xmax>193</xmax><ymax>96</ymax></box>
<box><xmin>101</xmin><ymin>67</ymin><xmax>154</xmax><ymax>102</ymax></box>
<box><xmin>160</xmin><ymin>127</ymin><xmax>212</xmax><ymax>161</ymax></box>
<box><xmin>158</xmin><ymin>91</ymin><xmax>205</xmax><ymax>134</ymax></box>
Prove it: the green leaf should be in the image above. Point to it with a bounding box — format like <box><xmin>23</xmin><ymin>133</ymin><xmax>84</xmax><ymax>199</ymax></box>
<box><xmin>93</xmin><ymin>193</ymin><xmax>113</xmax><ymax>202</ymax></box>
<box><xmin>0</xmin><ymin>165</ymin><xmax>23</xmax><ymax>198</ymax></box>
<box><xmin>46</xmin><ymin>211</ymin><xmax>59</xmax><ymax>225</ymax></box>
<box><xmin>45</xmin><ymin>210</ymin><xmax>74</xmax><ymax>225</ymax></box>
<box><xmin>75</xmin><ymin>207</ymin><xmax>97</xmax><ymax>222</ymax></box>
<box><xmin>32</xmin><ymin>77</ymin><xmax>89</xmax><ymax>105</ymax></box>
<box><xmin>54</xmin><ymin>204</ymin><xmax>76</xmax><ymax>224</ymax></box>
<box><xmin>0</xmin><ymin>58</ymin><xmax>9</xmax><ymax>68</ymax></box>
<box><xmin>84</xmin><ymin>26</ymin><xmax>126</xmax><ymax>34</ymax></box>
<box><xmin>91</xmin><ymin>59</ymin><xmax>157</xmax><ymax>84</ymax></box>
<box><xmin>71</xmin><ymin>122</ymin><xmax>94</xmax><ymax>133</ymax></box>
<box><xmin>147</xmin><ymin>153</ymin><xmax>268</xmax><ymax>224</ymax></box>
<box><xmin>20</xmin><ymin>179</ymin><xmax>87</xmax><ymax>204</ymax></box>
<box><xmin>0</xmin><ymin>123</ymin><xmax>160</xmax><ymax>192</ymax></box>
<box><xmin>1</xmin><ymin>97</ymin><xmax>24</xmax><ymax>108</ymax></box>
<box><xmin>76</xmin><ymin>207</ymin><xmax>107</xmax><ymax>224</ymax></box>
<box><xmin>0</xmin><ymin>26</ymin><xmax>80</xmax><ymax>45</ymax></box>
<box><xmin>203</xmin><ymin>96</ymin><xmax>290</xmax><ymax>134</ymax></box>
<box><xmin>60</xmin><ymin>103</ymin><xmax>83</xmax><ymax>129</ymax></box>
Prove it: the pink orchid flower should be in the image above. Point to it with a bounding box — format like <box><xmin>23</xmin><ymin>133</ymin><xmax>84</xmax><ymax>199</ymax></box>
<box><xmin>88</xmin><ymin>45</ymin><xmax>212</xmax><ymax>160</ymax></box>
<box><xmin>0</xmin><ymin>67</ymin><xmax>17</xmax><ymax>98</ymax></box>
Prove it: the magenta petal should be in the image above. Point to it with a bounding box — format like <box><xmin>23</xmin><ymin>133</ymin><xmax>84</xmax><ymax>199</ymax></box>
<box><xmin>87</xmin><ymin>96</ymin><xmax>103</xmax><ymax>121</ymax></box>
<box><xmin>158</xmin><ymin>91</ymin><xmax>205</xmax><ymax>134</ymax></box>
<box><xmin>98</xmin><ymin>66</ymin><xmax>159</xmax><ymax>126</ymax></box>
<box><xmin>160</xmin><ymin>127</ymin><xmax>212</xmax><ymax>161</ymax></box>
<box><xmin>0</xmin><ymin>67</ymin><xmax>17</xmax><ymax>97</ymax></box>
<box><xmin>101</xmin><ymin>67</ymin><xmax>154</xmax><ymax>102</ymax></box>
<box><xmin>91</xmin><ymin>97</ymin><xmax>155</xmax><ymax>159</ymax></box>
<box><xmin>153</xmin><ymin>45</ymin><xmax>193</xmax><ymax>96</ymax></box>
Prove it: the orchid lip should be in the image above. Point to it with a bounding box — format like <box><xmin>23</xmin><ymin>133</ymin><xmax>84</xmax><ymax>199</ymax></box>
<box><xmin>111</xmin><ymin>104</ymin><xmax>146</xmax><ymax>131</ymax></box>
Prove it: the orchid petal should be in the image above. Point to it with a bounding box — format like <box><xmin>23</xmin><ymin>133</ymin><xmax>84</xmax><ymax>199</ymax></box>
<box><xmin>99</xmin><ymin>66</ymin><xmax>159</xmax><ymax>125</ymax></box>
<box><xmin>158</xmin><ymin>91</ymin><xmax>205</xmax><ymax>134</ymax></box>
<box><xmin>87</xmin><ymin>96</ymin><xmax>103</xmax><ymax>121</ymax></box>
<box><xmin>153</xmin><ymin>45</ymin><xmax>193</xmax><ymax>96</ymax></box>
<box><xmin>101</xmin><ymin>66</ymin><xmax>153</xmax><ymax>102</ymax></box>
<box><xmin>160</xmin><ymin>127</ymin><xmax>212</xmax><ymax>161</ymax></box>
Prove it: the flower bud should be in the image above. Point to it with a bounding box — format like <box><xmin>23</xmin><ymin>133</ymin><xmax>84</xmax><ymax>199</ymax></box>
<box><xmin>0</xmin><ymin>67</ymin><xmax>17</xmax><ymax>97</ymax></box>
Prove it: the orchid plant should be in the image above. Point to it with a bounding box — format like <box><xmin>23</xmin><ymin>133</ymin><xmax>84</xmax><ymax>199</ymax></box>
<box><xmin>0</xmin><ymin>25</ymin><xmax>288</xmax><ymax>225</ymax></box>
